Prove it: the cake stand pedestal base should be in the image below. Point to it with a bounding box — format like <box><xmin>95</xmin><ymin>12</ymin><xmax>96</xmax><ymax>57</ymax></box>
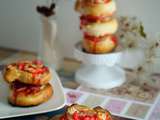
<box><xmin>75</xmin><ymin>65</ymin><xmax>125</xmax><ymax>89</ymax></box>
<box><xmin>74</xmin><ymin>42</ymin><xmax>126</xmax><ymax>89</ymax></box>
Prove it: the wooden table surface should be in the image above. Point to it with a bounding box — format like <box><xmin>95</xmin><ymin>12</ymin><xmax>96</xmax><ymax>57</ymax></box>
<box><xmin>0</xmin><ymin>47</ymin><xmax>160</xmax><ymax>120</ymax></box>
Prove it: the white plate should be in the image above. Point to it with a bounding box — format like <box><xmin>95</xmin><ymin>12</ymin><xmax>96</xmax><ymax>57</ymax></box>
<box><xmin>0</xmin><ymin>69</ymin><xmax>66</xmax><ymax>119</ymax></box>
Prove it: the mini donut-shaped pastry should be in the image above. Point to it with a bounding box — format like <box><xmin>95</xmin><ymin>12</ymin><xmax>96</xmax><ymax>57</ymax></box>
<box><xmin>76</xmin><ymin>0</ymin><xmax>112</xmax><ymax>5</ymax></box>
<box><xmin>3</xmin><ymin>60</ymin><xmax>52</xmax><ymax>85</ymax></box>
<box><xmin>60</xmin><ymin>104</ymin><xmax>112</xmax><ymax>120</ymax></box>
<box><xmin>80</xmin><ymin>15</ymin><xmax>112</xmax><ymax>29</ymax></box>
<box><xmin>83</xmin><ymin>34</ymin><xmax>117</xmax><ymax>54</ymax></box>
<box><xmin>87</xmin><ymin>0</ymin><xmax>112</xmax><ymax>4</ymax></box>
<box><xmin>75</xmin><ymin>0</ymin><xmax>116</xmax><ymax>17</ymax></box>
<box><xmin>9</xmin><ymin>81</ymin><xmax>53</xmax><ymax>106</ymax></box>
<box><xmin>82</xmin><ymin>18</ymin><xmax>118</xmax><ymax>37</ymax></box>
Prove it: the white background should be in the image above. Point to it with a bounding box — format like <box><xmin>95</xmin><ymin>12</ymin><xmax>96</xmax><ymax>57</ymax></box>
<box><xmin>0</xmin><ymin>0</ymin><xmax>160</xmax><ymax>58</ymax></box>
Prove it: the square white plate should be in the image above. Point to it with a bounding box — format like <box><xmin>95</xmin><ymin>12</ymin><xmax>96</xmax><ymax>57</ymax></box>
<box><xmin>0</xmin><ymin>69</ymin><xmax>66</xmax><ymax>119</ymax></box>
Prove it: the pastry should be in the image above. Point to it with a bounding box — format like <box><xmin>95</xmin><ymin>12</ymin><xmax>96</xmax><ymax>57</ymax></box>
<box><xmin>75</xmin><ymin>0</ymin><xmax>118</xmax><ymax>54</ymax></box>
<box><xmin>9</xmin><ymin>81</ymin><xmax>53</xmax><ymax>106</ymax></box>
<box><xmin>82</xmin><ymin>18</ymin><xmax>118</xmax><ymax>37</ymax></box>
<box><xmin>83</xmin><ymin>34</ymin><xmax>117</xmax><ymax>53</ymax></box>
<box><xmin>3</xmin><ymin>60</ymin><xmax>53</xmax><ymax>107</ymax></box>
<box><xmin>3</xmin><ymin>60</ymin><xmax>52</xmax><ymax>85</ymax></box>
<box><xmin>60</xmin><ymin>104</ymin><xmax>112</xmax><ymax>120</ymax></box>
<box><xmin>75</xmin><ymin>0</ymin><xmax>116</xmax><ymax>18</ymax></box>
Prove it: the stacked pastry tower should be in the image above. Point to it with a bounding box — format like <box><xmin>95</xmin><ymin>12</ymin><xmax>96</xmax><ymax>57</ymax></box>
<box><xmin>3</xmin><ymin>60</ymin><xmax>53</xmax><ymax>106</ymax></box>
<box><xmin>75</xmin><ymin>0</ymin><xmax>118</xmax><ymax>54</ymax></box>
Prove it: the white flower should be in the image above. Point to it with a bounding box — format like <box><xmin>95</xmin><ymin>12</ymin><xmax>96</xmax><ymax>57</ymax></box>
<box><xmin>117</xmin><ymin>16</ymin><xmax>147</xmax><ymax>49</ymax></box>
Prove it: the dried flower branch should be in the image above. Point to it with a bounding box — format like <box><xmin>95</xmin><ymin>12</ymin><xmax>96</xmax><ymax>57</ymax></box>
<box><xmin>117</xmin><ymin>16</ymin><xmax>160</xmax><ymax>87</ymax></box>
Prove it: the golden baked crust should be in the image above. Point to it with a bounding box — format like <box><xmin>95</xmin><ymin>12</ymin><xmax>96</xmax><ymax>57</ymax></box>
<box><xmin>9</xmin><ymin>83</ymin><xmax>53</xmax><ymax>106</ymax></box>
<box><xmin>75</xmin><ymin>0</ymin><xmax>113</xmax><ymax>10</ymax></box>
<box><xmin>60</xmin><ymin>104</ymin><xmax>112</xmax><ymax>120</ymax></box>
<box><xmin>75</xmin><ymin>0</ymin><xmax>116</xmax><ymax>17</ymax></box>
<box><xmin>83</xmin><ymin>35</ymin><xmax>117</xmax><ymax>54</ymax></box>
<box><xmin>3</xmin><ymin>60</ymin><xmax>52</xmax><ymax>85</ymax></box>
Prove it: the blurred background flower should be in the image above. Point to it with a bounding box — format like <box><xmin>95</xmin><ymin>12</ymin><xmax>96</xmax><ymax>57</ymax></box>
<box><xmin>117</xmin><ymin>16</ymin><xmax>160</xmax><ymax>88</ymax></box>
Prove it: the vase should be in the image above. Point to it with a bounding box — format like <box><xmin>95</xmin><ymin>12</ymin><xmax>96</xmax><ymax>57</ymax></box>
<box><xmin>39</xmin><ymin>15</ymin><xmax>62</xmax><ymax>70</ymax></box>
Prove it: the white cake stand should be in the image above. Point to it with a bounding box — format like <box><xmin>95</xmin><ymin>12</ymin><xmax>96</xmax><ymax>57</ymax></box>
<box><xmin>74</xmin><ymin>42</ymin><xmax>126</xmax><ymax>89</ymax></box>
